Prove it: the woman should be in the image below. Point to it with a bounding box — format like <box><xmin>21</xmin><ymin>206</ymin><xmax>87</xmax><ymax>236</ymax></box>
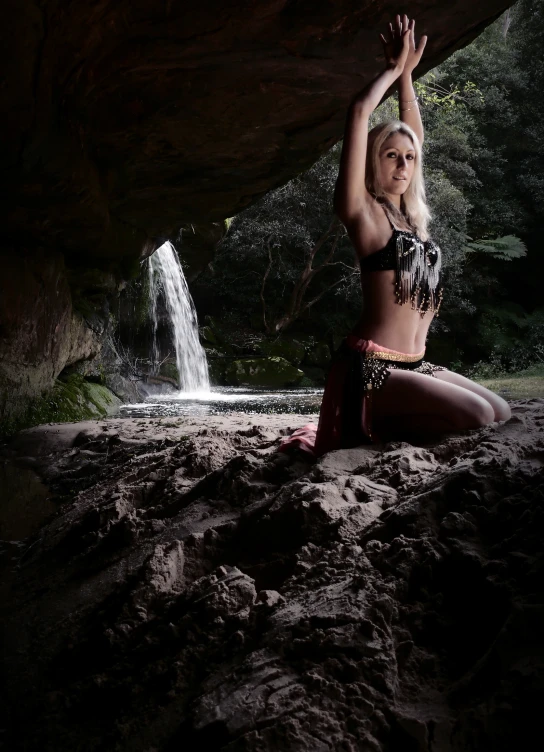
<box><xmin>282</xmin><ymin>15</ymin><xmax>510</xmax><ymax>456</ymax></box>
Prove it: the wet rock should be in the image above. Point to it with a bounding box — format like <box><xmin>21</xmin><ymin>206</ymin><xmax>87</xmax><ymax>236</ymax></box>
<box><xmin>225</xmin><ymin>357</ymin><xmax>304</xmax><ymax>387</ymax></box>
<box><xmin>260</xmin><ymin>339</ymin><xmax>307</xmax><ymax>366</ymax></box>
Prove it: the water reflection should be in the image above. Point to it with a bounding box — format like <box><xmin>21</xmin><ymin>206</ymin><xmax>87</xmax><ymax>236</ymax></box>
<box><xmin>120</xmin><ymin>387</ymin><xmax>323</xmax><ymax>419</ymax></box>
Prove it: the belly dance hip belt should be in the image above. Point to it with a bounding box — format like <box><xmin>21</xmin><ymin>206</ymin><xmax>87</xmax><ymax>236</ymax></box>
<box><xmin>334</xmin><ymin>336</ymin><xmax>446</xmax><ymax>448</ymax></box>
<box><xmin>279</xmin><ymin>337</ymin><xmax>446</xmax><ymax>457</ymax></box>
<box><xmin>345</xmin><ymin>335</ymin><xmax>443</xmax><ymax>391</ymax></box>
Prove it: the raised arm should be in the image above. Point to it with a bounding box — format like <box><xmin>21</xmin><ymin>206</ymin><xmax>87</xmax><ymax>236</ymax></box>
<box><xmin>334</xmin><ymin>17</ymin><xmax>410</xmax><ymax>225</ymax></box>
<box><xmin>397</xmin><ymin>15</ymin><xmax>427</xmax><ymax>145</ymax></box>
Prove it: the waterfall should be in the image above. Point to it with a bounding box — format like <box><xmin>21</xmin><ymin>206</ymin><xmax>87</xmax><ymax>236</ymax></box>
<box><xmin>148</xmin><ymin>241</ymin><xmax>210</xmax><ymax>393</ymax></box>
<box><xmin>147</xmin><ymin>259</ymin><xmax>160</xmax><ymax>374</ymax></box>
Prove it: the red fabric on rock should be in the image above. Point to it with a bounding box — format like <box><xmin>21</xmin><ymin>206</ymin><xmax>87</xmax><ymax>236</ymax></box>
<box><xmin>279</xmin><ymin>339</ymin><xmax>379</xmax><ymax>457</ymax></box>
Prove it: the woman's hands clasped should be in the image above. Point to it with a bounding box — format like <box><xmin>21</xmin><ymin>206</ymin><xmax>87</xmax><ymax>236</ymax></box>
<box><xmin>380</xmin><ymin>14</ymin><xmax>427</xmax><ymax>75</ymax></box>
<box><xmin>334</xmin><ymin>13</ymin><xmax>427</xmax><ymax>223</ymax></box>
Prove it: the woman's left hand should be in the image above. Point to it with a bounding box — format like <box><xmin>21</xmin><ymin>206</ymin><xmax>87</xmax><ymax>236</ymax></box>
<box><xmin>401</xmin><ymin>14</ymin><xmax>427</xmax><ymax>75</ymax></box>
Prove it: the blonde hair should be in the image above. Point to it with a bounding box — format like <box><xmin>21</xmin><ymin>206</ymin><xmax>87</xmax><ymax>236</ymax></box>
<box><xmin>366</xmin><ymin>120</ymin><xmax>430</xmax><ymax>240</ymax></box>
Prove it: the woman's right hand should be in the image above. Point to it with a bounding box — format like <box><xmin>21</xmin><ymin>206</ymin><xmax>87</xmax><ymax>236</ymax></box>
<box><xmin>335</xmin><ymin>14</ymin><xmax>415</xmax><ymax>226</ymax></box>
<box><xmin>380</xmin><ymin>14</ymin><xmax>411</xmax><ymax>72</ymax></box>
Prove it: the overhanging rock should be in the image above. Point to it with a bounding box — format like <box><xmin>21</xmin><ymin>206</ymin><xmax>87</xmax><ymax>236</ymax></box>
<box><xmin>2</xmin><ymin>0</ymin><xmax>512</xmax><ymax>264</ymax></box>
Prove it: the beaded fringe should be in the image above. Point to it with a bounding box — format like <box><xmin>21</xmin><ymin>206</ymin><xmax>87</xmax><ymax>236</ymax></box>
<box><xmin>360</xmin><ymin>357</ymin><xmax>446</xmax><ymax>395</ymax></box>
<box><xmin>395</xmin><ymin>233</ymin><xmax>444</xmax><ymax>315</ymax></box>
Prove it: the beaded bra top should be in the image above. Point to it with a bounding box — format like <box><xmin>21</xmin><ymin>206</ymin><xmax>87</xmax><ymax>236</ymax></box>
<box><xmin>359</xmin><ymin>225</ymin><xmax>443</xmax><ymax>315</ymax></box>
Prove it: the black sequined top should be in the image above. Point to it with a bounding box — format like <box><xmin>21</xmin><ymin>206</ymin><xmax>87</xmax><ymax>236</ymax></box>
<box><xmin>359</xmin><ymin>229</ymin><xmax>443</xmax><ymax>314</ymax></box>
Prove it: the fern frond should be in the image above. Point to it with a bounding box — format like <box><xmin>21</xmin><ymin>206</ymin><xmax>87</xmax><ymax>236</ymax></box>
<box><xmin>463</xmin><ymin>235</ymin><xmax>527</xmax><ymax>260</ymax></box>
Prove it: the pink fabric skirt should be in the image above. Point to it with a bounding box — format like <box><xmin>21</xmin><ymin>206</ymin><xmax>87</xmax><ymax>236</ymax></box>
<box><xmin>278</xmin><ymin>337</ymin><xmax>426</xmax><ymax>457</ymax></box>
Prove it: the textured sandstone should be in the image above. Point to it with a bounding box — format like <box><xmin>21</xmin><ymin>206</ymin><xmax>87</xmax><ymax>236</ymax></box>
<box><xmin>0</xmin><ymin>248</ymin><xmax>102</xmax><ymax>427</ymax></box>
<box><xmin>1</xmin><ymin>402</ymin><xmax>543</xmax><ymax>750</ymax></box>
<box><xmin>2</xmin><ymin>0</ymin><xmax>512</xmax><ymax>263</ymax></box>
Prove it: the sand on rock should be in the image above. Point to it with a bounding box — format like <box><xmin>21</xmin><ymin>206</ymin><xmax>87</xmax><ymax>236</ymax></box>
<box><xmin>1</xmin><ymin>401</ymin><xmax>543</xmax><ymax>751</ymax></box>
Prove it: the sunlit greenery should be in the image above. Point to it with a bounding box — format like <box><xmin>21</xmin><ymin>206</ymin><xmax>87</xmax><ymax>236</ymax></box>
<box><xmin>194</xmin><ymin>0</ymin><xmax>544</xmax><ymax>375</ymax></box>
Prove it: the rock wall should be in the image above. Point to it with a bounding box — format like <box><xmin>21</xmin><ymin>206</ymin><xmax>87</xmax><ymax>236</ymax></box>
<box><xmin>0</xmin><ymin>248</ymin><xmax>101</xmax><ymax>429</ymax></box>
<box><xmin>0</xmin><ymin>247</ymin><xmax>142</xmax><ymax>434</ymax></box>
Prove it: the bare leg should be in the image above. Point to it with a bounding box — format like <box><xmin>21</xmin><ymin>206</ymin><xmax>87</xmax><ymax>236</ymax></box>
<box><xmin>433</xmin><ymin>369</ymin><xmax>511</xmax><ymax>421</ymax></box>
<box><xmin>372</xmin><ymin>369</ymin><xmax>496</xmax><ymax>442</ymax></box>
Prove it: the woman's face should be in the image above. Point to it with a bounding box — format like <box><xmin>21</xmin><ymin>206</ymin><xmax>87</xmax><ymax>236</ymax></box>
<box><xmin>377</xmin><ymin>133</ymin><xmax>416</xmax><ymax>196</ymax></box>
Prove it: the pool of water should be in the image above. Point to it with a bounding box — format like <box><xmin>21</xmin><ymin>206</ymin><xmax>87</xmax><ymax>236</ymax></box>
<box><xmin>120</xmin><ymin>387</ymin><xmax>323</xmax><ymax>419</ymax></box>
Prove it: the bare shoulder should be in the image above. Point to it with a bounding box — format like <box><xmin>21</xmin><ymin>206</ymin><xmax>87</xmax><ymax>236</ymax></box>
<box><xmin>341</xmin><ymin>197</ymin><xmax>394</xmax><ymax>259</ymax></box>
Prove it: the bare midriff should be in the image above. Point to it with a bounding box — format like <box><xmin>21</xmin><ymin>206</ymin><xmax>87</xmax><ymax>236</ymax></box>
<box><xmin>352</xmin><ymin>270</ymin><xmax>433</xmax><ymax>355</ymax></box>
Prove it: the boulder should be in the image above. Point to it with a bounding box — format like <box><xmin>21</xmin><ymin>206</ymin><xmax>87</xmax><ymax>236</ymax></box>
<box><xmin>1</xmin><ymin>375</ymin><xmax>122</xmax><ymax>437</ymax></box>
<box><xmin>53</xmin><ymin>376</ymin><xmax>122</xmax><ymax>421</ymax></box>
<box><xmin>101</xmin><ymin>372</ymin><xmax>143</xmax><ymax>404</ymax></box>
<box><xmin>200</xmin><ymin>326</ymin><xmax>220</xmax><ymax>347</ymax></box>
<box><xmin>260</xmin><ymin>338</ymin><xmax>307</xmax><ymax>365</ymax></box>
<box><xmin>200</xmin><ymin>322</ymin><xmax>234</xmax><ymax>357</ymax></box>
<box><xmin>225</xmin><ymin>357</ymin><xmax>304</xmax><ymax>387</ymax></box>
<box><xmin>207</xmin><ymin>358</ymin><xmax>228</xmax><ymax>386</ymax></box>
<box><xmin>159</xmin><ymin>361</ymin><xmax>180</xmax><ymax>385</ymax></box>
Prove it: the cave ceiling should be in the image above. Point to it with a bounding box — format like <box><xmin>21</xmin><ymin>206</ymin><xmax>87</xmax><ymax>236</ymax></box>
<box><xmin>1</xmin><ymin>0</ymin><xmax>513</xmax><ymax>265</ymax></box>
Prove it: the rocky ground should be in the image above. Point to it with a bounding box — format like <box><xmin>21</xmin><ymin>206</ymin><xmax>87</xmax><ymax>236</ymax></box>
<box><xmin>1</xmin><ymin>402</ymin><xmax>544</xmax><ymax>751</ymax></box>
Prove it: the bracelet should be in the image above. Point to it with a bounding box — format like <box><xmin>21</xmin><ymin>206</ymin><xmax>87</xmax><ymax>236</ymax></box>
<box><xmin>399</xmin><ymin>100</ymin><xmax>419</xmax><ymax>112</ymax></box>
<box><xmin>399</xmin><ymin>96</ymin><xmax>418</xmax><ymax>104</ymax></box>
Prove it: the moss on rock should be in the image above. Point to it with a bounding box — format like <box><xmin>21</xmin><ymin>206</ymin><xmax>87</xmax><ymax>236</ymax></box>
<box><xmin>200</xmin><ymin>317</ymin><xmax>235</xmax><ymax>355</ymax></box>
<box><xmin>207</xmin><ymin>359</ymin><xmax>227</xmax><ymax>386</ymax></box>
<box><xmin>225</xmin><ymin>357</ymin><xmax>304</xmax><ymax>387</ymax></box>
<box><xmin>200</xmin><ymin>326</ymin><xmax>220</xmax><ymax>346</ymax></box>
<box><xmin>0</xmin><ymin>375</ymin><xmax>121</xmax><ymax>439</ymax></box>
<box><xmin>260</xmin><ymin>338</ymin><xmax>306</xmax><ymax>366</ymax></box>
<box><xmin>159</xmin><ymin>361</ymin><xmax>180</xmax><ymax>384</ymax></box>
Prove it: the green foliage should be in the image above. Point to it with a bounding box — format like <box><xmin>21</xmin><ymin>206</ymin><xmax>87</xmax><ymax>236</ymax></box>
<box><xmin>464</xmin><ymin>235</ymin><xmax>528</xmax><ymax>261</ymax></box>
<box><xmin>423</xmin><ymin>2</ymin><xmax>543</xmax><ymax>238</ymax></box>
<box><xmin>467</xmin><ymin>306</ymin><xmax>544</xmax><ymax>376</ymax></box>
<box><xmin>193</xmin><ymin>1</ymin><xmax>544</xmax><ymax>373</ymax></box>
<box><xmin>225</xmin><ymin>357</ymin><xmax>304</xmax><ymax>388</ymax></box>
<box><xmin>416</xmin><ymin>75</ymin><xmax>484</xmax><ymax>110</ymax></box>
<box><xmin>413</xmin><ymin>2</ymin><xmax>544</xmax><ymax>369</ymax></box>
<box><xmin>195</xmin><ymin>142</ymin><xmax>360</xmax><ymax>340</ymax></box>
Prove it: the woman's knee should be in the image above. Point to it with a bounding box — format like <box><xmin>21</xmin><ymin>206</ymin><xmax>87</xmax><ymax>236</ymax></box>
<box><xmin>435</xmin><ymin>371</ymin><xmax>511</xmax><ymax>423</ymax></box>
<box><xmin>492</xmin><ymin>396</ymin><xmax>511</xmax><ymax>422</ymax></box>
<box><xmin>454</xmin><ymin>394</ymin><xmax>495</xmax><ymax>429</ymax></box>
<box><xmin>475</xmin><ymin>386</ymin><xmax>511</xmax><ymax>422</ymax></box>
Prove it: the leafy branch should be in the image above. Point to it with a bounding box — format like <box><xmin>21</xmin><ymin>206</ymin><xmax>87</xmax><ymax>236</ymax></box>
<box><xmin>260</xmin><ymin>218</ymin><xmax>351</xmax><ymax>334</ymax></box>
<box><xmin>415</xmin><ymin>74</ymin><xmax>484</xmax><ymax>109</ymax></box>
<box><xmin>463</xmin><ymin>235</ymin><xmax>527</xmax><ymax>261</ymax></box>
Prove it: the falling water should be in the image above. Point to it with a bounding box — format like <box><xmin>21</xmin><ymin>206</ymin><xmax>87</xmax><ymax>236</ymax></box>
<box><xmin>148</xmin><ymin>241</ymin><xmax>210</xmax><ymax>392</ymax></box>
<box><xmin>147</xmin><ymin>260</ymin><xmax>160</xmax><ymax>373</ymax></box>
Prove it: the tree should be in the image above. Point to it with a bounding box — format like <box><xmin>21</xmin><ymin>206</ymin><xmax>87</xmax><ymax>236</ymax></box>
<box><xmin>195</xmin><ymin>1</ymin><xmax>544</xmax><ymax>372</ymax></box>
<box><xmin>197</xmin><ymin>144</ymin><xmax>360</xmax><ymax>338</ymax></box>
